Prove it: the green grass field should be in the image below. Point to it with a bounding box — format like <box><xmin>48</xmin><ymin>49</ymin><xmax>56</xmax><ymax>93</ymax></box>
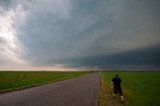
<box><xmin>100</xmin><ymin>72</ymin><xmax>160</xmax><ymax>106</ymax></box>
<box><xmin>0</xmin><ymin>71</ymin><xmax>92</xmax><ymax>93</ymax></box>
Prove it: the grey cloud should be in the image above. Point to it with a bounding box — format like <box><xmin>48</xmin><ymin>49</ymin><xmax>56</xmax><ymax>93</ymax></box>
<box><xmin>1</xmin><ymin>0</ymin><xmax>160</xmax><ymax>69</ymax></box>
<box><xmin>0</xmin><ymin>36</ymin><xmax>7</xmax><ymax>44</ymax></box>
<box><xmin>0</xmin><ymin>0</ymin><xmax>12</xmax><ymax>9</ymax></box>
<box><xmin>0</xmin><ymin>0</ymin><xmax>19</xmax><ymax>13</ymax></box>
<box><xmin>52</xmin><ymin>45</ymin><xmax>160</xmax><ymax>71</ymax></box>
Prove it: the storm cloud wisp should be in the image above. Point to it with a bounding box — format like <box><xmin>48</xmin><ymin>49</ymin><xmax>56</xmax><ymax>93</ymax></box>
<box><xmin>0</xmin><ymin>0</ymin><xmax>160</xmax><ymax>70</ymax></box>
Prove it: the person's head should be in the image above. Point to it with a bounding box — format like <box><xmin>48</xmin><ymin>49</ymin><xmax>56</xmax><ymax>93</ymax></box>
<box><xmin>115</xmin><ymin>74</ymin><xmax>118</xmax><ymax>78</ymax></box>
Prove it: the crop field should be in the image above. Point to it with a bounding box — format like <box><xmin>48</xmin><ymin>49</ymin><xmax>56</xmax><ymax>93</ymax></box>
<box><xmin>0</xmin><ymin>71</ymin><xmax>92</xmax><ymax>93</ymax></box>
<box><xmin>100</xmin><ymin>72</ymin><xmax>160</xmax><ymax>106</ymax></box>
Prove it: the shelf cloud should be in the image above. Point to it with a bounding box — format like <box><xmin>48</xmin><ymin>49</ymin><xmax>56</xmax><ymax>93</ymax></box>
<box><xmin>0</xmin><ymin>0</ymin><xmax>160</xmax><ymax>70</ymax></box>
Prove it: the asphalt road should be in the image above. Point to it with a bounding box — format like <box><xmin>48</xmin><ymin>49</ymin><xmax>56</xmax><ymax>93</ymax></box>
<box><xmin>0</xmin><ymin>73</ymin><xmax>100</xmax><ymax>106</ymax></box>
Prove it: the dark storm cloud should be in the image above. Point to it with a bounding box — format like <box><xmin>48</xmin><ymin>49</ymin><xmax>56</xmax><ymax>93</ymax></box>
<box><xmin>1</xmin><ymin>0</ymin><xmax>160</xmax><ymax>70</ymax></box>
<box><xmin>56</xmin><ymin>45</ymin><xmax>160</xmax><ymax>67</ymax></box>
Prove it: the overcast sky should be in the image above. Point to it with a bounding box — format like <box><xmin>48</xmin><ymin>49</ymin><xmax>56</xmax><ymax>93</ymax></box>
<box><xmin>0</xmin><ymin>0</ymin><xmax>160</xmax><ymax>71</ymax></box>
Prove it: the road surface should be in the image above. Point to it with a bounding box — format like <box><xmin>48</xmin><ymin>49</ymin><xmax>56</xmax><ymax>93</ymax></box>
<box><xmin>0</xmin><ymin>73</ymin><xmax>100</xmax><ymax>106</ymax></box>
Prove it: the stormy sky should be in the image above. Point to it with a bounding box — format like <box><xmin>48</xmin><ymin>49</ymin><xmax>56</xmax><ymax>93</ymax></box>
<box><xmin>0</xmin><ymin>0</ymin><xmax>160</xmax><ymax>71</ymax></box>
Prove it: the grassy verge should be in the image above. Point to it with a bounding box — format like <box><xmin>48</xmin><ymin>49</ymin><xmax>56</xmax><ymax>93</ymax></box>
<box><xmin>0</xmin><ymin>71</ymin><xmax>93</xmax><ymax>93</ymax></box>
<box><xmin>100</xmin><ymin>72</ymin><xmax>160</xmax><ymax>106</ymax></box>
<box><xmin>99</xmin><ymin>74</ymin><xmax>114</xmax><ymax>106</ymax></box>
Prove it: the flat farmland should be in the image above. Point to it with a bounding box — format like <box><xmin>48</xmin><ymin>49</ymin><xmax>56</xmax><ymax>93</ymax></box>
<box><xmin>100</xmin><ymin>72</ymin><xmax>160</xmax><ymax>106</ymax></box>
<box><xmin>0</xmin><ymin>73</ymin><xmax>99</xmax><ymax>106</ymax></box>
<box><xmin>0</xmin><ymin>71</ymin><xmax>92</xmax><ymax>93</ymax></box>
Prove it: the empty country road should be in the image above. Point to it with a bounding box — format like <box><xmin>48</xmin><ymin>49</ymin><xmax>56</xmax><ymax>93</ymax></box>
<box><xmin>0</xmin><ymin>73</ymin><xmax>100</xmax><ymax>106</ymax></box>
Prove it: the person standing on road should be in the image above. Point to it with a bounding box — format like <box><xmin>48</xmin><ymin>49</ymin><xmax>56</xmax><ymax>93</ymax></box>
<box><xmin>112</xmin><ymin>74</ymin><xmax>124</xmax><ymax>102</ymax></box>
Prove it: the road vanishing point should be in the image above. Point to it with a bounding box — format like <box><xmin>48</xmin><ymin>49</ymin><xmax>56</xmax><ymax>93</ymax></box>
<box><xmin>0</xmin><ymin>73</ymin><xmax>100</xmax><ymax>106</ymax></box>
